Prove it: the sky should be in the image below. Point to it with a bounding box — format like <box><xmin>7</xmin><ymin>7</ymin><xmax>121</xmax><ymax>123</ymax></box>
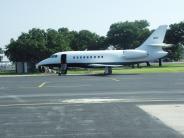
<box><xmin>0</xmin><ymin>0</ymin><xmax>184</xmax><ymax>48</ymax></box>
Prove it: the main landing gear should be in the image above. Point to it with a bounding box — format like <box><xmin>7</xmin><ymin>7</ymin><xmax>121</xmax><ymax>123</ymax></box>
<box><xmin>58</xmin><ymin>64</ymin><xmax>67</xmax><ymax>76</ymax></box>
<box><xmin>104</xmin><ymin>67</ymin><xmax>112</xmax><ymax>75</ymax></box>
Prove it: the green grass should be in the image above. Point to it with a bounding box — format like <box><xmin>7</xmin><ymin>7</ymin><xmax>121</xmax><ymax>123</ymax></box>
<box><xmin>0</xmin><ymin>70</ymin><xmax>41</xmax><ymax>75</ymax></box>
<box><xmin>1</xmin><ymin>63</ymin><xmax>184</xmax><ymax>75</ymax></box>
<box><xmin>67</xmin><ymin>68</ymin><xmax>103</xmax><ymax>74</ymax></box>
<box><xmin>0</xmin><ymin>70</ymin><xmax>17</xmax><ymax>75</ymax></box>
<box><xmin>68</xmin><ymin>63</ymin><xmax>184</xmax><ymax>74</ymax></box>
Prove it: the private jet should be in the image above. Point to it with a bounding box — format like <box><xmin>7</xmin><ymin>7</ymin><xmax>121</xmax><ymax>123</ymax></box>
<box><xmin>36</xmin><ymin>25</ymin><xmax>171</xmax><ymax>75</ymax></box>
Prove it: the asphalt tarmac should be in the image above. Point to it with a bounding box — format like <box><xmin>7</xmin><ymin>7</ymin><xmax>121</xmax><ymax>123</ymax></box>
<box><xmin>0</xmin><ymin>73</ymin><xmax>184</xmax><ymax>138</ymax></box>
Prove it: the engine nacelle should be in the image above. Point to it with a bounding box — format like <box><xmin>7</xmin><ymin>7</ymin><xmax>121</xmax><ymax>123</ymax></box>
<box><xmin>123</xmin><ymin>50</ymin><xmax>148</xmax><ymax>59</ymax></box>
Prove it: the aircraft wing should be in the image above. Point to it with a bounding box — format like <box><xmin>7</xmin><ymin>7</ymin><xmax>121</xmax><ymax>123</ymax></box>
<box><xmin>88</xmin><ymin>64</ymin><xmax>122</xmax><ymax>67</ymax></box>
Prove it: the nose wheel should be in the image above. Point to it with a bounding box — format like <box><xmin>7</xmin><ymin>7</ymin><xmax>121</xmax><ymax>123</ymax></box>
<box><xmin>38</xmin><ymin>66</ymin><xmax>45</xmax><ymax>73</ymax></box>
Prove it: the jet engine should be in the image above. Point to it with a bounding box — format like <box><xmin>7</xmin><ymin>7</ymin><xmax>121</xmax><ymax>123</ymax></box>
<box><xmin>123</xmin><ymin>50</ymin><xmax>148</xmax><ymax>59</ymax></box>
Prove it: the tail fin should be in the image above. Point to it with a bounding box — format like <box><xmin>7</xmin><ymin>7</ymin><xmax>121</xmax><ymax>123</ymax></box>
<box><xmin>137</xmin><ymin>25</ymin><xmax>167</xmax><ymax>50</ymax></box>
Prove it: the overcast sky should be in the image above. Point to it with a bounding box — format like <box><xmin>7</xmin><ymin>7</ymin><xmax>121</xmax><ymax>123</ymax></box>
<box><xmin>0</xmin><ymin>0</ymin><xmax>183</xmax><ymax>48</ymax></box>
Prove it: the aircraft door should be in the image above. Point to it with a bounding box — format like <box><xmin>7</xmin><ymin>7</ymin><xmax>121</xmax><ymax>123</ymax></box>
<box><xmin>59</xmin><ymin>54</ymin><xmax>67</xmax><ymax>75</ymax></box>
<box><xmin>61</xmin><ymin>54</ymin><xmax>67</xmax><ymax>64</ymax></box>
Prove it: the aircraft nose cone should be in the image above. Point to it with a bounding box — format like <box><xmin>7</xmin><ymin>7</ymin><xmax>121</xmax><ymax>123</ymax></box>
<box><xmin>35</xmin><ymin>59</ymin><xmax>48</xmax><ymax>69</ymax></box>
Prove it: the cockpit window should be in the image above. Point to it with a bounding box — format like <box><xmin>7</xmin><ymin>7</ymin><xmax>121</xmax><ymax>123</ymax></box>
<box><xmin>50</xmin><ymin>55</ymin><xmax>58</xmax><ymax>58</ymax></box>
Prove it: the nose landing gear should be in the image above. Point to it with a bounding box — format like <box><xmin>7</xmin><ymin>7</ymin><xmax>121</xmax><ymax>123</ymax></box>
<box><xmin>38</xmin><ymin>66</ymin><xmax>45</xmax><ymax>73</ymax></box>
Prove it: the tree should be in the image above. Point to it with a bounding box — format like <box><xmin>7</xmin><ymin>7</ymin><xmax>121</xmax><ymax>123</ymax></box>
<box><xmin>58</xmin><ymin>28</ymin><xmax>75</xmax><ymax>51</ymax></box>
<box><xmin>5</xmin><ymin>27</ymin><xmax>73</xmax><ymax>64</ymax></box>
<box><xmin>96</xmin><ymin>36</ymin><xmax>109</xmax><ymax>50</ymax></box>
<box><xmin>46</xmin><ymin>29</ymin><xmax>71</xmax><ymax>53</ymax></box>
<box><xmin>0</xmin><ymin>47</ymin><xmax>3</xmax><ymax>54</ymax></box>
<box><xmin>107</xmin><ymin>20</ymin><xmax>150</xmax><ymax>49</ymax></box>
<box><xmin>5</xmin><ymin>29</ymin><xmax>49</xmax><ymax>63</ymax></box>
<box><xmin>70</xmin><ymin>30</ymin><xmax>100</xmax><ymax>50</ymax></box>
<box><xmin>0</xmin><ymin>47</ymin><xmax>3</xmax><ymax>62</ymax></box>
<box><xmin>165</xmin><ymin>22</ymin><xmax>184</xmax><ymax>61</ymax></box>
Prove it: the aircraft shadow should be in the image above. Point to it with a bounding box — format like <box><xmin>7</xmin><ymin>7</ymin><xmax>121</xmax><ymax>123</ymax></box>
<box><xmin>65</xmin><ymin>73</ymin><xmax>140</xmax><ymax>77</ymax></box>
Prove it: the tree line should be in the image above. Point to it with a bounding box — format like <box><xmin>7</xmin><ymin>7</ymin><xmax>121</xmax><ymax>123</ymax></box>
<box><xmin>5</xmin><ymin>20</ymin><xmax>184</xmax><ymax>64</ymax></box>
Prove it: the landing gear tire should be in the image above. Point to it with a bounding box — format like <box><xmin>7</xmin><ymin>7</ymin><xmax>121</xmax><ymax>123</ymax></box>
<box><xmin>38</xmin><ymin>66</ymin><xmax>45</xmax><ymax>73</ymax></box>
<box><xmin>104</xmin><ymin>67</ymin><xmax>112</xmax><ymax>75</ymax></box>
<box><xmin>58</xmin><ymin>72</ymin><xmax>61</xmax><ymax>76</ymax></box>
<box><xmin>38</xmin><ymin>66</ymin><xmax>42</xmax><ymax>72</ymax></box>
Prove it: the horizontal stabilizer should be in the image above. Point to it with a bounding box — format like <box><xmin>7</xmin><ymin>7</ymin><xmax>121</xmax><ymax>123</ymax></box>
<box><xmin>123</xmin><ymin>50</ymin><xmax>148</xmax><ymax>59</ymax></box>
<box><xmin>148</xmin><ymin>43</ymin><xmax>173</xmax><ymax>47</ymax></box>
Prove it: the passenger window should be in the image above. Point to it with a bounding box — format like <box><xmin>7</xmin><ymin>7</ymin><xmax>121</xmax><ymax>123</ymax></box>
<box><xmin>90</xmin><ymin>56</ymin><xmax>92</xmax><ymax>58</ymax></box>
<box><xmin>73</xmin><ymin>56</ymin><xmax>75</xmax><ymax>59</ymax></box>
<box><xmin>101</xmin><ymin>56</ymin><xmax>103</xmax><ymax>58</ymax></box>
<box><xmin>80</xmin><ymin>56</ymin><xmax>82</xmax><ymax>59</ymax></box>
<box><xmin>83</xmin><ymin>56</ymin><xmax>85</xmax><ymax>59</ymax></box>
<box><xmin>87</xmin><ymin>56</ymin><xmax>89</xmax><ymax>58</ymax></box>
<box><xmin>98</xmin><ymin>56</ymin><xmax>100</xmax><ymax>58</ymax></box>
<box><xmin>94</xmin><ymin>56</ymin><xmax>96</xmax><ymax>58</ymax></box>
<box><xmin>77</xmin><ymin>56</ymin><xmax>79</xmax><ymax>59</ymax></box>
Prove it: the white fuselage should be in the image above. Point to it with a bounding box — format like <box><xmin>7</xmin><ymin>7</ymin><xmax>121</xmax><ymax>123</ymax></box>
<box><xmin>36</xmin><ymin>25</ymin><xmax>169</xmax><ymax>70</ymax></box>
<box><xmin>37</xmin><ymin>49</ymin><xmax>167</xmax><ymax>68</ymax></box>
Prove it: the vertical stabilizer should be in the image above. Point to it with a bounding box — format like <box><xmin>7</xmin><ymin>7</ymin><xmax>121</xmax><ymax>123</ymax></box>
<box><xmin>137</xmin><ymin>25</ymin><xmax>167</xmax><ymax>50</ymax></box>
